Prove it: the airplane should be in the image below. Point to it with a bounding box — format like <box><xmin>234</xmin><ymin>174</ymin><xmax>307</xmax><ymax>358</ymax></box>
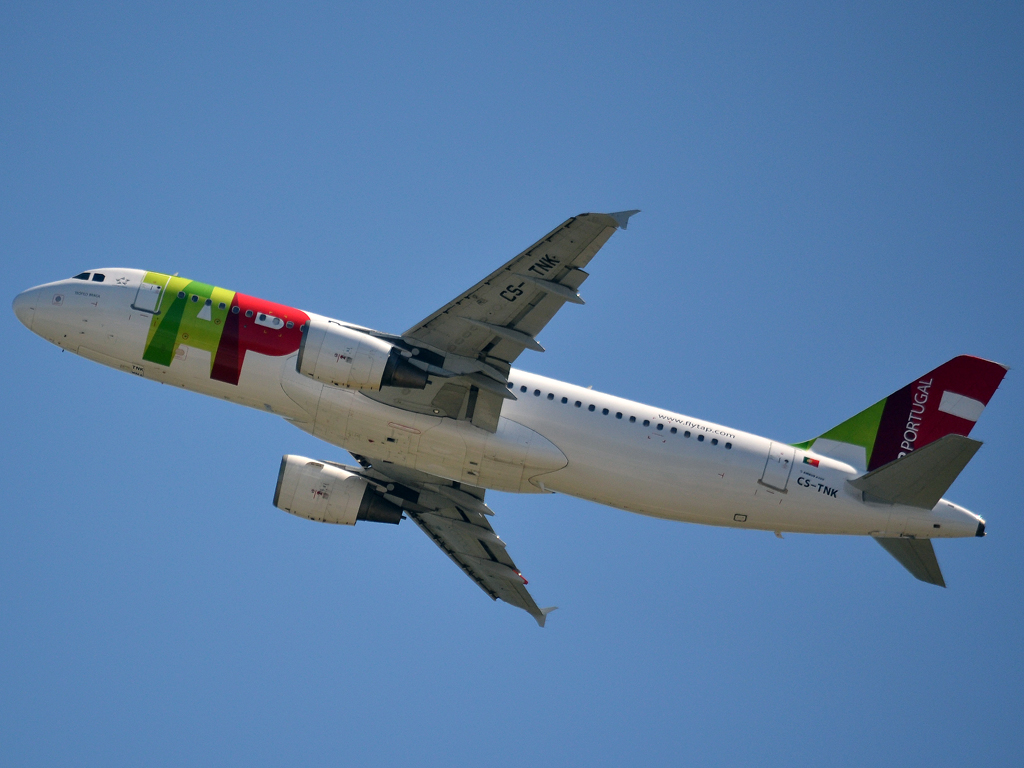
<box><xmin>12</xmin><ymin>211</ymin><xmax>1007</xmax><ymax>626</ymax></box>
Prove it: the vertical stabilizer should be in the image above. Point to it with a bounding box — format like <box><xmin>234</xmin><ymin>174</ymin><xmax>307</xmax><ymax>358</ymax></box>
<box><xmin>796</xmin><ymin>356</ymin><xmax>1006</xmax><ymax>471</ymax></box>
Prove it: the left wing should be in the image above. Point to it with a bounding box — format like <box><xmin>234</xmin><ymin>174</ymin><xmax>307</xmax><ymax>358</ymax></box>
<box><xmin>401</xmin><ymin>210</ymin><xmax>639</xmax><ymax>364</ymax></box>
<box><xmin>363</xmin><ymin>210</ymin><xmax>637</xmax><ymax>432</ymax></box>
<box><xmin>347</xmin><ymin>456</ymin><xmax>556</xmax><ymax>626</ymax></box>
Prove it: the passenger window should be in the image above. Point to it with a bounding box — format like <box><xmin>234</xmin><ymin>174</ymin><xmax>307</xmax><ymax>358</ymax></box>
<box><xmin>643</xmin><ymin>420</ymin><xmax>650</xmax><ymax>427</ymax></box>
<box><xmin>656</xmin><ymin>424</ymin><xmax>663</xmax><ymax>431</ymax></box>
<box><xmin>178</xmin><ymin>291</ymin><xmax>186</xmax><ymax>299</ymax></box>
<box><xmin>258</xmin><ymin>313</ymin><xmax>266</xmax><ymax>320</ymax></box>
<box><xmin>697</xmin><ymin>435</ymin><xmax>705</xmax><ymax>442</ymax></box>
<box><xmin>575</xmin><ymin>401</ymin><xmax>582</xmax><ymax>408</ymax></box>
<box><xmin>73</xmin><ymin>272</ymin><xmax>90</xmax><ymax>280</ymax></box>
<box><xmin>602</xmin><ymin>408</ymin><xmax>609</xmax><ymax>415</ymax></box>
<box><xmin>534</xmin><ymin>389</ymin><xmax>541</xmax><ymax>396</ymax></box>
<box><xmin>588</xmin><ymin>405</ymin><xmax>596</xmax><ymax>412</ymax></box>
<box><xmin>191</xmin><ymin>295</ymin><xmax>199</xmax><ymax>302</ymax></box>
<box><xmin>711</xmin><ymin>438</ymin><xmax>719</xmax><ymax>445</ymax></box>
<box><xmin>670</xmin><ymin>427</ymin><xmax>677</xmax><ymax>434</ymax></box>
<box><xmin>547</xmin><ymin>393</ymin><xmax>554</xmax><ymax>400</ymax></box>
<box><xmin>616</xmin><ymin>412</ymin><xmax>622</xmax><ymax>419</ymax></box>
<box><xmin>684</xmin><ymin>431</ymin><xmax>691</xmax><ymax>438</ymax></box>
<box><xmin>629</xmin><ymin>416</ymin><xmax>636</xmax><ymax>423</ymax></box>
<box><xmin>245</xmin><ymin>310</ymin><xmax>254</xmax><ymax>318</ymax></box>
<box><xmin>205</xmin><ymin>299</ymin><xmax>212</xmax><ymax>306</ymax></box>
<box><xmin>507</xmin><ymin>382</ymin><xmax>514</xmax><ymax>389</ymax></box>
<box><xmin>231</xmin><ymin>306</ymin><xmax>240</xmax><ymax>314</ymax></box>
<box><xmin>219</xmin><ymin>302</ymin><xmax>226</xmax><ymax>310</ymax></box>
<box><xmin>520</xmin><ymin>386</ymin><xmax>527</xmax><ymax>393</ymax></box>
<box><xmin>286</xmin><ymin>321</ymin><xmax>294</xmax><ymax>329</ymax></box>
<box><xmin>91</xmin><ymin>273</ymin><xmax>105</xmax><ymax>282</ymax></box>
<box><xmin>725</xmin><ymin>442</ymin><xmax>733</xmax><ymax>449</ymax></box>
<box><xmin>561</xmin><ymin>397</ymin><xmax>568</xmax><ymax>404</ymax></box>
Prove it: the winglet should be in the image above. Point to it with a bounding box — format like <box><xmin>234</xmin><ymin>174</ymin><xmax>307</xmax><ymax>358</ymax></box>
<box><xmin>608</xmin><ymin>210</ymin><xmax>641</xmax><ymax>230</ymax></box>
<box><xmin>535</xmin><ymin>606</ymin><xmax>558</xmax><ymax>628</ymax></box>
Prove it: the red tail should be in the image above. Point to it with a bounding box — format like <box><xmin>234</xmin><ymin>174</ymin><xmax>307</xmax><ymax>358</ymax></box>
<box><xmin>869</xmin><ymin>355</ymin><xmax>1007</xmax><ymax>470</ymax></box>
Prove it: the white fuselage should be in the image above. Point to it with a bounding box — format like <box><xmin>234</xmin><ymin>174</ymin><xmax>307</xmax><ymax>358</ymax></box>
<box><xmin>14</xmin><ymin>269</ymin><xmax>984</xmax><ymax>540</ymax></box>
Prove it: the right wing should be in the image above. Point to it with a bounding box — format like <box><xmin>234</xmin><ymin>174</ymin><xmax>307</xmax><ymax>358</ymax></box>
<box><xmin>345</xmin><ymin>456</ymin><xmax>556</xmax><ymax>626</ymax></box>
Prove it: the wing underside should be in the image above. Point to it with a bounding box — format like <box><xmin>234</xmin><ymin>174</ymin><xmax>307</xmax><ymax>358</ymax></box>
<box><xmin>402</xmin><ymin>210</ymin><xmax>638</xmax><ymax>363</ymax></box>
<box><xmin>363</xmin><ymin>211</ymin><xmax>637</xmax><ymax>432</ymax></box>
<box><xmin>344</xmin><ymin>457</ymin><xmax>555</xmax><ymax>626</ymax></box>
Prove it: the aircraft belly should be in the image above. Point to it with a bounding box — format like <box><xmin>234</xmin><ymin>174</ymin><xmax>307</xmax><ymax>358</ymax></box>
<box><xmin>403</xmin><ymin>415</ymin><xmax>565</xmax><ymax>494</ymax></box>
<box><xmin>542</xmin><ymin>450</ymin><xmax>892</xmax><ymax>535</ymax></box>
<box><xmin>306</xmin><ymin>389</ymin><xmax>567</xmax><ymax>493</ymax></box>
<box><xmin>517</xmin><ymin>408</ymin><xmax>895</xmax><ymax>536</ymax></box>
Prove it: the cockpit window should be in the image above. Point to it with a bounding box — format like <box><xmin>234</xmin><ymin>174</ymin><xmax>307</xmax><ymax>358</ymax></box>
<box><xmin>91</xmin><ymin>273</ymin><xmax>105</xmax><ymax>282</ymax></box>
<box><xmin>73</xmin><ymin>272</ymin><xmax>90</xmax><ymax>280</ymax></box>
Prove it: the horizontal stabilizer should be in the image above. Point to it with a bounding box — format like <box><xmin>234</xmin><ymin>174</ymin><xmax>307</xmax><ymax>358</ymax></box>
<box><xmin>875</xmin><ymin>537</ymin><xmax>946</xmax><ymax>587</ymax></box>
<box><xmin>848</xmin><ymin>434</ymin><xmax>982</xmax><ymax>509</ymax></box>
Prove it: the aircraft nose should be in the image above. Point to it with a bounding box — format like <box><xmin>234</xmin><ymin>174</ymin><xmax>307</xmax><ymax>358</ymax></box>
<box><xmin>12</xmin><ymin>288</ymin><xmax>38</xmax><ymax>331</ymax></box>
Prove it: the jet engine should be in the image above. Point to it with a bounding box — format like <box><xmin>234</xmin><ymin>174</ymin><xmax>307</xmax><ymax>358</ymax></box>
<box><xmin>273</xmin><ymin>454</ymin><xmax>404</xmax><ymax>525</ymax></box>
<box><xmin>296</xmin><ymin>317</ymin><xmax>428</xmax><ymax>391</ymax></box>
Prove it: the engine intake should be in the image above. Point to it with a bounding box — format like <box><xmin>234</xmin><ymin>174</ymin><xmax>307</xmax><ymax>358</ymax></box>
<box><xmin>273</xmin><ymin>455</ymin><xmax>403</xmax><ymax>525</ymax></box>
<box><xmin>296</xmin><ymin>318</ymin><xmax>427</xmax><ymax>391</ymax></box>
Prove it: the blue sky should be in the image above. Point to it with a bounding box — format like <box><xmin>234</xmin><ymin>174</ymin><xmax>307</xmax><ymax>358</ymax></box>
<box><xmin>2</xmin><ymin>2</ymin><xmax>1022</xmax><ymax>765</ymax></box>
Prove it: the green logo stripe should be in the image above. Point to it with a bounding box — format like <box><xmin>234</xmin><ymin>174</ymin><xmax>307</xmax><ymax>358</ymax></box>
<box><xmin>142</xmin><ymin>273</ymin><xmax>234</xmax><ymax>371</ymax></box>
<box><xmin>794</xmin><ymin>397</ymin><xmax>887</xmax><ymax>467</ymax></box>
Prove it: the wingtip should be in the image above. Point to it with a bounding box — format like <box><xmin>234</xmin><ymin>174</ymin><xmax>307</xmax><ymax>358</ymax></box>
<box><xmin>608</xmin><ymin>210</ymin><xmax>641</xmax><ymax>230</ymax></box>
<box><xmin>535</xmin><ymin>606</ymin><xmax>558</xmax><ymax>628</ymax></box>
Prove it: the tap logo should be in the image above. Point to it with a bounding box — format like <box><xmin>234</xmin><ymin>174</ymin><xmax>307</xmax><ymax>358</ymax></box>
<box><xmin>139</xmin><ymin>271</ymin><xmax>310</xmax><ymax>386</ymax></box>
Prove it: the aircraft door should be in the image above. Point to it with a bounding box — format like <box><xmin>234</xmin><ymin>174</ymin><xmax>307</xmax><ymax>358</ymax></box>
<box><xmin>760</xmin><ymin>442</ymin><xmax>795</xmax><ymax>492</ymax></box>
<box><xmin>132</xmin><ymin>279</ymin><xmax>167</xmax><ymax>313</ymax></box>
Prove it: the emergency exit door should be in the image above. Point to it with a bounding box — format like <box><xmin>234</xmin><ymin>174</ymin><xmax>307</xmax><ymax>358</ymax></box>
<box><xmin>132</xmin><ymin>277</ymin><xmax>168</xmax><ymax>313</ymax></box>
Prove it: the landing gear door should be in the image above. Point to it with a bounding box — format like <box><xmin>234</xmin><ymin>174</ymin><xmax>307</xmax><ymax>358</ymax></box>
<box><xmin>761</xmin><ymin>442</ymin><xmax>795</xmax><ymax>492</ymax></box>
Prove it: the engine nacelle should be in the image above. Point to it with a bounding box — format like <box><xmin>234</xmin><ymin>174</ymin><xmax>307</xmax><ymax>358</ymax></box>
<box><xmin>273</xmin><ymin>455</ymin><xmax>404</xmax><ymax>525</ymax></box>
<box><xmin>296</xmin><ymin>317</ymin><xmax>427</xmax><ymax>391</ymax></box>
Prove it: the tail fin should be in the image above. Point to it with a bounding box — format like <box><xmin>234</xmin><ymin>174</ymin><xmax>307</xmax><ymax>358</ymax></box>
<box><xmin>796</xmin><ymin>355</ymin><xmax>1007</xmax><ymax>471</ymax></box>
